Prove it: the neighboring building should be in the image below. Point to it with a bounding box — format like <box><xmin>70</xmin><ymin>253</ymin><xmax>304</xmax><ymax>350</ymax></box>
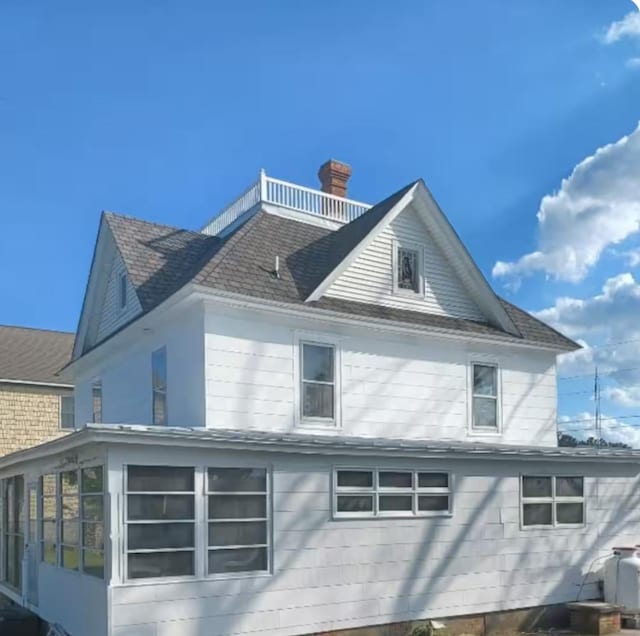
<box><xmin>0</xmin><ymin>163</ymin><xmax>639</xmax><ymax>636</ymax></box>
<box><xmin>0</xmin><ymin>326</ymin><xmax>74</xmax><ymax>455</ymax></box>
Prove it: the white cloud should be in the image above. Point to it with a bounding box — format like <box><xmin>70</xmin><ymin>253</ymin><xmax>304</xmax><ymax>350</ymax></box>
<box><xmin>559</xmin><ymin>412</ymin><xmax>640</xmax><ymax>448</ymax></box>
<box><xmin>604</xmin><ymin>11</ymin><xmax>640</xmax><ymax>44</ymax></box>
<box><xmin>538</xmin><ymin>273</ymin><xmax>640</xmax><ymax>408</ymax></box>
<box><xmin>626</xmin><ymin>57</ymin><xmax>640</xmax><ymax>69</ymax></box>
<box><xmin>493</xmin><ymin>124</ymin><xmax>640</xmax><ymax>284</ymax></box>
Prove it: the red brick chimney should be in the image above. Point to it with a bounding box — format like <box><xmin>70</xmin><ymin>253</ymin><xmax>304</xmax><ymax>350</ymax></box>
<box><xmin>318</xmin><ymin>160</ymin><xmax>352</xmax><ymax>198</ymax></box>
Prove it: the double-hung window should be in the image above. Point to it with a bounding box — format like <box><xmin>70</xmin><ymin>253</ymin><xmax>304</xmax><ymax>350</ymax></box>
<box><xmin>521</xmin><ymin>476</ymin><xmax>584</xmax><ymax>527</ymax></box>
<box><xmin>92</xmin><ymin>380</ymin><xmax>102</xmax><ymax>423</ymax></box>
<box><xmin>207</xmin><ymin>468</ymin><xmax>269</xmax><ymax>575</ymax></box>
<box><xmin>471</xmin><ymin>363</ymin><xmax>499</xmax><ymax>430</ymax></box>
<box><xmin>152</xmin><ymin>347</ymin><xmax>167</xmax><ymax>426</ymax></box>
<box><xmin>125</xmin><ymin>466</ymin><xmax>195</xmax><ymax>579</ymax></box>
<box><xmin>300</xmin><ymin>342</ymin><xmax>336</xmax><ymax>423</ymax></box>
<box><xmin>60</xmin><ymin>395</ymin><xmax>75</xmax><ymax>430</ymax></box>
<box><xmin>334</xmin><ymin>468</ymin><xmax>451</xmax><ymax>518</ymax></box>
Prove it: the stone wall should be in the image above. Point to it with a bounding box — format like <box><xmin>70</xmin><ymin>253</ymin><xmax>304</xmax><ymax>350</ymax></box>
<box><xmin>0</xmin><ymin>383</ymin><xmax>72</xmax><ymax>456</ymax></box>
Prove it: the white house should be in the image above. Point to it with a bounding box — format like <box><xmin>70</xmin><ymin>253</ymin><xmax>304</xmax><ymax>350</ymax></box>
<box><xmin>1</xmin><ymin>161</ymin><xmax>639</xmax><ymax>636</ymax></box>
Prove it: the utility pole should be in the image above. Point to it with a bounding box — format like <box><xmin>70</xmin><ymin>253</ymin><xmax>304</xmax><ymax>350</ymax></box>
<box><xmin>594</xmin><ymin>366</ymin><xmax>601</xmax><ymax>447</ymax></box>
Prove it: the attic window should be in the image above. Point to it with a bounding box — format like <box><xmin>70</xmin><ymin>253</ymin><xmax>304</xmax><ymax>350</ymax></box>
<box><xmin>393</xmin><ymin>242</ymin><xmax>423</xmax><ymax>295</ymax></box>
<box><xmin>119</xmin><ymin>273</ymin><xmax>127</xmax><ymax>309</ymax></box>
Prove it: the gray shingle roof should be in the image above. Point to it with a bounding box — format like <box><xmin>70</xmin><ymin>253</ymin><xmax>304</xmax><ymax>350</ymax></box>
<box><xmin>102</xmin><ymin>190</ymin><xmax>579</xmax><ymax>353</ymax></box>
<box><xmin>0</xmin><ymin>325</ymin><xmax>74</xmax><ymax>385</ymax></box>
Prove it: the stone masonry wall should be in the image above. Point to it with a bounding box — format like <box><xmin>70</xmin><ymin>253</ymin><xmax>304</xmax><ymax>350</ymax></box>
<box><xmin>0</xmin><ymin>383</ymin><xmax>72</xmax><ymax>456</ymax></box>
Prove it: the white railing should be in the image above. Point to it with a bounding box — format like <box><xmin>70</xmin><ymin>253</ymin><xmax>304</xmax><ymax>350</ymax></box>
<box><xmin>201</xmin><ymin>170</ymin><xmax>370</xmax><ymax>236</ymax></box>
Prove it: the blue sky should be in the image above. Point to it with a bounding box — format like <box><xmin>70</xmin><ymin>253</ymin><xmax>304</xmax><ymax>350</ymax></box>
<box><xmin>2</xmin><ymin>1</ymin><xmax>640</xmax><ymax>442</ymax></box>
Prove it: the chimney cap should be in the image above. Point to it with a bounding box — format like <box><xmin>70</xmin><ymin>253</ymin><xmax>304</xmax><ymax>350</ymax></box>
<box><xmin>318</xmin><ymin>159</ymin><xmax>352</xmax><ymax>198</ymax></box>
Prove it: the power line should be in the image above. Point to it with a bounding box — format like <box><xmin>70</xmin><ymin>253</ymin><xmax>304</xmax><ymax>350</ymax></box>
<box><xmin>558</xmin><ymin>365</ymin><xmax>640</xmax><ymax>381</ymax></box>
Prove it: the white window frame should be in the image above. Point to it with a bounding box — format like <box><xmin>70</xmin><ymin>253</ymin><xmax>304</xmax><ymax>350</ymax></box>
<box><xmin>60</xmin><ymin>395</ymin><xmax>75</xmax><ymax>430</ymax></box>
<box><xmin>392</xmin><ymin>239</ymin><xmax>425</xmax><ymax>297</ymax></box>
<box><xmin>332</xmin><ymin>467</ymin><xmax>452</xmax><ymax>519</ymax></box>
<box><xmin>124</xmin><ymin>465</ymin><xmax>196</xmax><ymax>582</ymax></box>
<box><xmin>119</xmin><ymin>272</ymin><xmax>127</xmax><ymax>310</ymax></box>
<box><xmin>293</xmin><ymin>332</ymin><xmax>341</xmax><ymax>429</ymax></box>
<box><xmin>206</xmin><ymin>467</ymin><xmax>271</xmax><ymax>578</ymax></box>
<box><xmin>468</xmin><ymin>356</ymin><xmax>502</xmax><ymax>436</ymax></box>
<box><xmin>520</xmin><ymin>475</ymin><xmax>585</xmax><ymax>529</ymax></box>
<box><xmin>152</xmin><ymin>347</ymin><xmax>167</xmax><ymax>426</ymax></box>
<box><xmin>92</xmin><ymin>380</ymin><xmax>102</xmax><ymax>424</ymax></box>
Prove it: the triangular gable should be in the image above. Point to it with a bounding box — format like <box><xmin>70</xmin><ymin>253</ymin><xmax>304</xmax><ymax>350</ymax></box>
<box><xmin>72</xmin><ymin>215</ymin><xmax>143</xmax><ymax>359</ymax></box>
<box><xmin>307</xmin><ymin>181</ymin><xmax>519</xmax><ymax>336</ymax></box>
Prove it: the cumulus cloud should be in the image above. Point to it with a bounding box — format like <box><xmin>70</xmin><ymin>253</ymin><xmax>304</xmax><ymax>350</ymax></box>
<box><xmin>603</xmin><ymin>11</ymin><xmax>640</xmax><ymax>44</ymax></box>
<box><xmin>493</xmin><ymin>124</ymin><xmax>640</xmax><ymax>284</ymax></box>
<box><xmin>559</xmin><ymin>412</ymin><xmax>640</xmax><ymax>448</ymax></box>
<box><xmin>538</xmin><ymin>273</ymin><xmax>640</xmax><ymax>407</ymax></box>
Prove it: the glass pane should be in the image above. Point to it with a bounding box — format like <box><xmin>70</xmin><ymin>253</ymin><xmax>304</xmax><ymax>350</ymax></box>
<box><xmin>473</xmin><ymin>396</ymin><xmax>497</xmax><ymax>428</ymax></box>
<box><xmin>379</xmin><ymin>495</ymin><xmax>412</xmax><ymax>512</ymax></box>
<box><xmin>62</xmin><ymin>520</ymin><xmax>79</xmax><ymax>544</ymax></box>
<box><xmin>29</xmin><ymin>490</ymin><xmax>37</xmax><ymax>543</ymax></box>
<box><xmin>42</xmin><ymin>543</ymin><xmax>56</xmax><ymax>565</ymax></box>
<box><xmin>128</xmin><ymin>551</ymin><xmax>194</xmax><ymax>579</ymax></box>
<box><xmin>336</xmin><ymin>495</ymin><xmax>373</xmax><ymax>513</ymax></box>
<box><xmin>208</xmin><ymin>468</ymin><xmax>266</xmax><ymax>493</ymax></box>
<box><xmin>128</xmin><ymin>495</ymin><xmax>194</xmax><ymax>521</ymax></box>
<box><xmin>62</xmin><ymin>546</ymin><xmax>79</xmax><ymax>571</ymax></box>
<box><xmin>42</xmin><ymin>496</ymin><xmax>56</xmax><ymax>520</ymax></box>
<box><xmin>523</xmin><ymin>503</ymin><xmax>553</xmax><ymax>526</ymax></box>
<box><xmin>81</xmin><ymin>467</ymin><xmax>103</xmax><ymax>494</ymax></box>
<box><xmin>557</xmin><ymin>502</ymin><xmax>584</xmax><ymax>524</ymax></box>
<box><xmin>83</xmin><ymin>550</ymin><xmax>104</xmax><ymax>578</ymax></box>
<box><xmin>337</xmin><ymin>471</ymin><xmax>373</xmax><ymax>489</ymax></box>
<box><xmin>82</xmin><ymin>496</ymin><xmax>104</xmax><ymax>521</ymax></box>
<box><xmin>153</xmin><ymin>391</ymin><xmax>166</xmax><ymax>426</ymax></box>
<box><xmin>61</xmin><ymin>471</ymin><xmax>79</xmax><ymax>495</ymax></box>
<box><xmin>152</xmin><ymin>348</ymin><xmax>167</xmax><ymax>390</ymax></box>
<box><xmin>379</xmin><ymin>472</ymin><xmax>412</xmax><ymax>489</ymax></box>
<box><xmin>556</xmin><ymin>476</ymin><xmax>583</xmax><ymax>497</ymax></box>
<box><xmin>42</xmin><ymin>520</ymin><xmax>56</xmax><ymax>544</ymax></box>
<box><xmin>302</xmin><ymin>383</ymin><xmax>334</xmax><ymax>418</ymax></box>
<box><xmin>418</xmin><ymin>495</ymin><xmax>450</xmax><ymax>512</ymax></box>
<box><xmin>42</xmin><ymin>475</ymin><xmax>57</xmax><ymax>498</ymax></box>
<box><xmin>418</xmin><ymin>473</ymin><xmax>449</xmax><ymax>489</ymax></box>
<box><xmin>127</xmin><ymin>523</ymin><xmax>194</xmax><ymax>550</ymax></box>
<box><xmin>473</xmin><ymin>365</ymin><xmax>496</xmax><ymax>396</ymax></box>
<box><xmin>208</xmin><ymin>547</ymin><xmax>267</xmax><ymax>574</ymax></box>
<box><xmin>398</xmin><ymin>248</ymin><xmax>419</xmax><ymax>292</ymax></box>
<box><xmin>62</xmin><ymin>496</ymin><xmax>79</xmax><ymax>520</ymax></box>
<box><xmin>83</xmin><ymin>522</ymin><xmax>104</xmax><ymax>550</ymax></box>
<box><xmin>522</xmin><ymin>476</ymin><xmax>552</xmax><ymax>498</ymax></box>
<box><xmin>302</xmin><ymin>344</ymin><xmax>334</xmax><ymax>382</ymax></box>
<box><xmin>127</xmin><ymin>466</ymin><xmax>194</xmax><ymax>492</ymax></box>
<box><xmin>208</xmin><ymin>521</ymin><xmax>267</xmax><ymax>547</ymax></box>
<box><xmin>209</xmin><ymin>495</ymin><xmax>266</xmax><ymax>520</ymax></box>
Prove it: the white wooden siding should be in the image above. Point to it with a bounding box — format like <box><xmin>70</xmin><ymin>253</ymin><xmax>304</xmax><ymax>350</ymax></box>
<box><xmin>205</xmin><ymin>307</ymin><xmax>558</xmax><ymax>447</ymax></box>
<box><xmin>95</xmin><ymin>237</ymin><xmax>142</xmax><ymax>344</ymax></box>
<box><xmin>325</xmin><ymin>203</ymin><xmax>485</xmax><ymax>322</ymax></box>
<box><xmin>106</xmin><ymin>444</ymin><xmax>640</xmax><ymax>636</ymax></box>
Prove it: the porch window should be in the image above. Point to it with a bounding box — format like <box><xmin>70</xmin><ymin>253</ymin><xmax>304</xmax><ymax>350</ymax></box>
<box><xmin>301</xmin><ymin>342</ymin><xmax>335</xmax><ymax>421</ymax></box>
<box><xmin>207</xmin><ymin>467</ymin><xmax>269</xmax><ymax>575</ymax></box>
<box><xmin>41</xmin><ymin>474</ymin><xmax>57</xmax><ymax>565</ymax></box>
<box><xmin>2</xmin><ymin>475</ymin><xmax>24</xmax><ymax>590</ymax></box>
<box><xmin>334</xmin><ymin>468</ymin><xmax>451</xmax><ymax>518</ymax></box>
<box><xmin>125</xmin><ymin>466</ymin><xmax>195</xmax><ymax>579</ymax></box>
<box><xmin>521</xmin><ymin>476</ymin><xmax>584</xmax><ymax>527</ymax></box>
<box><xmin>471</xmin><ymin>363</ymin><xmax>499</xmax><ymax>430</ymax></box>
<box><xmin>60</xmin><ymin>471</ymin><xmax>79</xmax><ymax>571</ymax></box>
<box><xmin>81</xmin><ymin>466</ymin><xmax>104</xmax><ymax>578</ymax></box>
<box><xmin>152</xmin><ymin>347</ymin><xmax>167</xmax><ymax>426</ymax></box>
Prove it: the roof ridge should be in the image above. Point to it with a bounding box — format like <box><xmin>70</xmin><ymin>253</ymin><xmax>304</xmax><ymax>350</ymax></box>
<box><xmin>103</xmin><ymin>210</ymin><xmax>204</xmax><ymax>237</ymax></box>
<box><xmin>0</xmin><ymin>324</ymin><xmax>74</xmax><ymax>336</ymax></box>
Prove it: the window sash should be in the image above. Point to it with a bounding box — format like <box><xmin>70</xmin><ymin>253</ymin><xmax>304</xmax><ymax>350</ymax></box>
<box><xmin>60</xmin><ymin>396</ymin><xmax>75</xmax><ymax>430</ymax></box>
<box><xmin>300</xmin><ymin>342</ymin><xmax>336</xmax><ymax>421</ymax></box>
<box><xmin>334</xmin><ymin>468</ymin><xmax>451</xmax><ymax>518</ymax></box>
<box><xmin>92</xmin><ymin>382</ymin><xmax>102</xmax><ymax>423</ymax></box>
<box><xmin>152</xmin><ymin>348</ymin><xmax>167</xmax><ymax>426</ymax></box>
<box><xmin>521</xmin><ymin>475</ymin><xmax>585</xmax><ymax>528</ymax></box>
<box><xmin>471</xmin><ymin>363</ymin><xmax>499</xmax><ymax>430</ymax></box>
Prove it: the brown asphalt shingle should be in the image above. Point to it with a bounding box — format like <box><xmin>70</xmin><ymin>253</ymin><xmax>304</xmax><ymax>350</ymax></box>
<box><xmin>0</xmin><ymin>325</ymin><xmax>74</xmax><ymax>384</ymax></box>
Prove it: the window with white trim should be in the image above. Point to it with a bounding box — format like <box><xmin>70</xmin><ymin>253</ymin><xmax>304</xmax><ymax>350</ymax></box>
<box><xmin>471</xmin><ymin>363</ymin><xmax>499</xmax><ymax>430</ymax></box>
<box><xmin>60</xmin><ymin>470</ymin><xmax>80</xmax><ymax>571</ymax></box>
<box><xmin>81</xmin><ymin>466</ymin><xmax>105</xmax><ymax>578</ymax></box>
<box><xmin>92</xmin><ymin>380</ymin><xmax>102</xmax><ymax>423</ymax></box>
<box><xmin>41</xmin><ymin>474</ymin><xmax>57</xmax><ymax>566</ymax></box>
<box><xmin>521</xmin><ymin>476</ymin><xmax>584</xmax><ymax>527</ymax></box>
<box><xmin>125</xmin><ymin>465</ymin><xmax>195</xmax><ymax>579</ymax></box>
<box><xmin>152</xmin><ymin>347</ymin><xmax>167</xmax><ymax>426</ymax></box>
<box><xmin>392</xmin><ymin>241</ymin><xmax>424</xmax><ymax>296</ymax></box>
<box><xmin>60</xmin><ymin>395</ymin><xmax>75</xmax><ymax>430</ymax></box>
<box><xmin>2</xmin><ymin>475</ymin><xmax>24</xmax><ymax>590</ymax></box>
<box><xmin>207</xmin><ymin>468</ymin><xmax>269</xmax><ymax>575</ymax></box>
<box><xmin>300</xmin><ymin>342</ymin><xmax>335</xmax><ymax>422</ymax></box>
<box><xmin>334</xmin><ymin>469</ymin><xmax>451</xmax><ymax>518</ymax></box>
